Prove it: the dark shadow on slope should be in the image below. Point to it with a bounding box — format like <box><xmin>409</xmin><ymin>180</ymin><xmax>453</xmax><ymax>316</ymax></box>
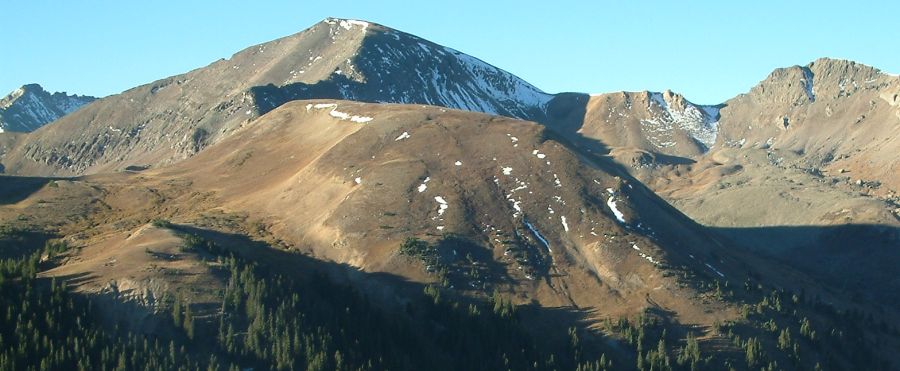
<box><xmin>162</xmin><ymin>224</ymin><xmax>636</xmax><ymax>368</ymax></box>
<box><xmin>0</xmin><ymin>228</ymin><xmax>55</xmax><ymax>260</ymax></box>
<box><xmin>651</xmin><ymin>152</ymin><xmax>696</xmax><ymax>166</ymax></box>
<box><xmin>539</xmin><ymin>94</ymin><xmax>730</xmax><ymax>263</ymax></box>
<box><xmin>710</xmin><ymin>224</ymin><xmax>900</xmax><ymax>309</ymax></box>
<box><xmin>0</xmin><ymin>175</ymin><xmax>59</xmax><ymax>204</ymax></box>
<box><xmin>250</xmin><ymin>29</ymin><xmax>551</xmax><ymax>121</ymax></box>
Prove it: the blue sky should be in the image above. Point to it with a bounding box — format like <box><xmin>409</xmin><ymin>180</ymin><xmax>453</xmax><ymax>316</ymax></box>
<box><xmin>3</xmin><ymin>0</ymin><xmax>898</xmax><ymax>104</ymax></box>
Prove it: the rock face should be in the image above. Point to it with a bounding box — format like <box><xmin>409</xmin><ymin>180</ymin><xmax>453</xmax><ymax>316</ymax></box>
<box><xmin>0</xmin><ymin>18</ymin><xmax>550</xmax><ymax>176</ymax></box>
<box><xmin>715</xmin><ymin>58</ymin><xmax>900</xmax><ymax>190</ymax></box>
<box><xmin>0</xmin><ymin>84</ymin><xmax>95</xmax><ymax>133</ymax></box>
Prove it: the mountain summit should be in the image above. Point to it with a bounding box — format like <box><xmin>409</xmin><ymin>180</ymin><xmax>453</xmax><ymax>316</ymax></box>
<box><xmin>0</xmin><ymin>84</ymin><xmax>95</xmax><ymax>133</ymax></box>
<box><xmin>0</xmin><ymin>18</ymin><xmax>552</xmax><ymax>175</ymax></box>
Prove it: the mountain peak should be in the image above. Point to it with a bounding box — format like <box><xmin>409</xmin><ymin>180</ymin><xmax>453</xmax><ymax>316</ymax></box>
<box><xmin>321</xmin><ymin>17</ymin><xmax>373</xmax><ymax>32</ymax></box>
<box><xmin>0</xmin><ymin>83</ymin><xmax>96</xmax><ymax>133</ymax></box>
<box><xmin>18</xmin><ymin>83</ymin><xmax>45</xmax><ymax>93</ymax></box>
<box><xmin>739</xmin><ymin>57</ymin><xmax>898</xmax><ymax>107</ymax></box>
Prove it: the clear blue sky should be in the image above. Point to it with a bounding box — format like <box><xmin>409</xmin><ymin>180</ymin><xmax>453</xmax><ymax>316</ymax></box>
<box><xmin>3</xmin><ymin>0</ymin><xmax>898</xmax><ymax>104</ymax></box>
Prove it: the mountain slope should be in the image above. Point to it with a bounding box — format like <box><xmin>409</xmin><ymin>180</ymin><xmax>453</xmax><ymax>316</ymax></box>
<box><xmin>0</xmin><ymin>84</ymin><xmax>95</xmax><ymax>133</ymax></box>
<box><xmin>156</xmin><ymin>100</ymin><xmax>741</xmax><ymax>317</ymax></box>
<box><xmin>558</xmin><ymin>90</ymin><xmax>721</xmax><ymax>159</ymax></box>
<box><xmin>4</xmin><ymin>100</ymin><xmax>897</xmax><ymax>369</ymax></box>
<box><xmin>589</xmin><ymin>60</ymin><xmax>900</xmax><ymax>311</ymax></box>
<box><xmin>0</xmin><ymin>18</ymin><xmax>550</xmax><ymax>176</ymax></box>
<box><xmin>714</xmin><ymin>58</ymin><xmax>900</xmax><ymax>192</ymax></box>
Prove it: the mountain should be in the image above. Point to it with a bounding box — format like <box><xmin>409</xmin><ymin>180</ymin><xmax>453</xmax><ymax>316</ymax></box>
<box><xmin>715</xmin><ymin>58</ymin><xmax>900</xmax><ymax>190</ymax></box>
<box><xmin>5</xmin><ymin>100</ymin><xmax>896</xmax><ymax>369</ymax></box>
<box><xmin>0</xmin><ymin>18</ymin><xmax>550</xmax><ymax>176</ymax></box>
<box><xmin>588</xmin><ymin>59</ymin><xmax>900</xmax><ymax>309</ymax></box>
<box><xmin>551</xmin><ymin>90</ymin><xmax>721</xmax><ymax>159</ymax></box>
<box><xmin>0</xmin><ymin>84</ymin><xmax>95</xmax><ymax>133</ymax></box>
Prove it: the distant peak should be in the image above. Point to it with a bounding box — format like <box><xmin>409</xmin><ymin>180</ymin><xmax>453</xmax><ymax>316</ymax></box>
<box><xmin>808</xmin><ymin>57</ymin><xmax>866</xmax><ymax>69</ymax></box>
<box><xmin>5</xmin><ymin>83</ymin><xmax>44</xmax><ymax>100</ymax></box>
<box><xmin>807</xmin><ymin>57</ymin><xmax>900</xmax><ymax>77</ymax></box>
<box><xmin>20</xmin><ymin>83</ymin><xmax>44</xmax><ymax>92</ymax></box>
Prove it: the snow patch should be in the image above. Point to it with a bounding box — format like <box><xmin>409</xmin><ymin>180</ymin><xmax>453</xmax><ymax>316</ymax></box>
<box><xmin>350</xmin><ymin>115</ymin><xmax>373</xmax><ymax>123</ymax></box>
<box><xmin>632</xmin><ymin>244</ymin><xmax>659</xmax><ymax>265</ymax></box>
<box><xmin>524</xmin><ymin>219</ymin><xmax>551</xmax><ymax>252</ymax></box>
<box><xmin>641</xmin><ymin>92</ymin><xmax>719</xmax><ymax>150</ymax></box>
<box><xmin>308</xmin><ymin>103</ymin><xmax>373</xmax><ymax>123</ymax></box>
<box><xmin>435</xmin><ymin>196</ymin><xmax>449</xmax><ymax>216</ymax></box>
<box><xmin>394</xmin><ymin>131</ymin><xmax>411</xmax><ymax>141</ymax></box>
<box><xmin>502</xmin><ymin>167</ymin><xmax>513</xmax><ymax>175</ymax></box>
<box><xmin>560</xmin><ymin>216</ymin><xmax>569</xmax><ymax>232</ymax></box>
<box><xmin>605</xmin><ymin>188</ymin><xmax>626</xmax><ymax>224</ymax></box>
<box><xmin>454</xmin><ymin>161</ymin><xmax>462</xmax><ymax>166</ymax></box>
<box><xmin>417</xmin><ymin>177</ymin><xmax>430</xmax><ymax>193</ymax></box>
<box><xmin>338</xmin><ymin>19</ymin><xmax>369</xmax><ymax>32</ymax></box>
<box><xmin>705</xmin><ymin>263</ymin><xmax>726</xmax><ymax>278</ymax></box>
<box><xmin>354</xmin><ymin>177</ymin><xmax>362</xmax><ymax>184</ymax></box>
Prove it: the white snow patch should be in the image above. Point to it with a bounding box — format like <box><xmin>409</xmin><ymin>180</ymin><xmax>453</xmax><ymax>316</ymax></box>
<box><xmin>454</xmin><ymin>161</ymin><xmax>462</xmax><ymax>166</ymax></box>
<box><xmin>641</xmin><ymin>92</ymin><xmax>720</xmax><ymax>150</ymax></box>
<box><xmin>502</xmin><ymin>167</ymin><xmax>513</xmax><ymax>175</ymax></box>
<box><xmin>329</xmin><ymin>110</ymin><xmax>350</xmax><ymax>120</ymax></box>
<box><xmin>394</xmin><ymin>131</ymin><xmax>411</xmax><ymax>141</ymax></box>
<box><xmin>434</xmin><ymin>196</ymin><xmax>449</xmax><ymax>216</ymax></box>
<box><xmin>417</xmin><ymin>177</ymin><xmax>430</xmax><ymax>193</ymax></box>
<box><xmin>354</xmin><ymin>177</ymin><xmax>362</xmax><ymax>184</ymax></box>
<box><xmin>560</xmin><ymin>216</ymin><xmax>569</xmax><ymax>232</ymax></box>
<box><xmin>309</xmin><ymin>103</ymin><xmax>373</xmax><ymax>123</ymax></box>
<box><xmin>705</xmin><ymin>263</ymin><xmax>726</xmax><ymax>278</ymax></box>
<box><xmin>524</xmin><ymin>220</ymin><xmax>551</xmax><ymax>252</ymax></box>
<box><xmin>605</xmin><ymin>188</ymin><xmax>626</xmax><ymax>223</ymax></box>
<box><xmin>337</xmin><ymin>19</ymin><xmax>370</xmax><ymax>32</ymax></box>
<box><xmin>350</xmin><ymin>115</ymin><xmax>373</xmax><ymax>123</ymax></box>
<box><xmin>639</xmin><ymin>253</ymin><xmax>660</xmax><ymax>265</ymax></box>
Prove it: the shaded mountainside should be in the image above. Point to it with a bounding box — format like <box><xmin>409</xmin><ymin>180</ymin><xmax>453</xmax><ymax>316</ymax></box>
<box><xmin>0</xmin><ymin>84</ymin><xmax>95</xmax><ymax>133</ymax></box>
<box><xmin>0</xmin><ymin>18</ymin><xmax>550</xmax><ymax>176</ymax></box>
